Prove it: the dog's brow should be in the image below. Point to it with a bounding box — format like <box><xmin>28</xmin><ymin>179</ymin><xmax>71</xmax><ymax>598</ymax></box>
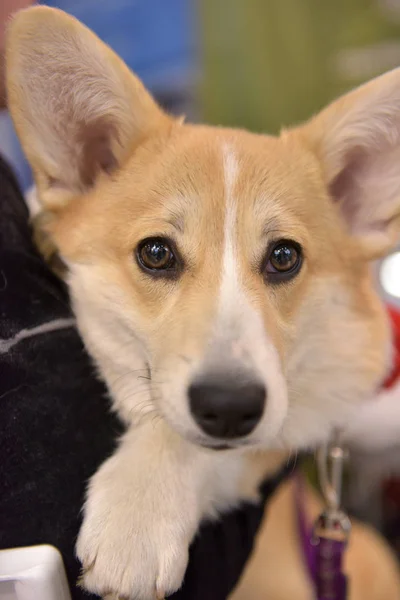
<box><xmin>260</xmin><ymin>216</ymin><xmax>308</xmax><ymax>243</ymax></box>
<box><xmin>140</xmin><ymin>212</ymin><xmax>185</xmax><ymax>234</ymax></box>
<box><xmin>260</xmin><ymin>217</ymin><xmax>283</xmax><ymax>239</ymax></box>
<box><xmin>165</xmin><ymin>212</ymin><xmax>185</xmax><ymax>234</ymax></box>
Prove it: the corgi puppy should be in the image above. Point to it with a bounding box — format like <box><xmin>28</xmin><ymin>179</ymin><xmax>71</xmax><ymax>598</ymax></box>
<box><xmin>5</xmin><ymin>7</ymin><xmax>400</xmax><ymax>599</ymax></box>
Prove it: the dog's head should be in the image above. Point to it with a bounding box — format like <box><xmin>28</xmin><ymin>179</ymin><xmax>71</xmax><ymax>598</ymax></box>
<box><xmin>6</xmin><ymin>7</ymin><xmax>400</xmax><ymax>451</ymax></box>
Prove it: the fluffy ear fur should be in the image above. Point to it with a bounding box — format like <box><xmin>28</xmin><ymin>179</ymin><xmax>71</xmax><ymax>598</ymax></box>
<box><xmin>297</xmin><ymin>68</ymin><xmax>400</xmax><ymax>259</ymax></box>
<box><xmin>6</xmin><ymin>7</ymin><xmax>171</xmax><ymax>209</ymax></box>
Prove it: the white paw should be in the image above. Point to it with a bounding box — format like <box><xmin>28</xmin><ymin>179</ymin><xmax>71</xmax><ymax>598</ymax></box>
<box><xmin>76</xmin><ymin>458</ymin><xmax>198</xmax><ymax>600</ymax></box>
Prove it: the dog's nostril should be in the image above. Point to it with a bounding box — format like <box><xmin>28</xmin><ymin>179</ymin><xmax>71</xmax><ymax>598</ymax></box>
<box><xmin>243</xmin><ymin>414</ymin><xmax>256</xmax><ymax>421</ymax></box>
<box><xmin>203</xmin><ymin>413</ymin><xmax>217</xmax><ymax>422</ymax></box>
<box><xmin>188</xmin><ymin>379</ymin><xmax>266</xmax><ymax>440</ymax></box>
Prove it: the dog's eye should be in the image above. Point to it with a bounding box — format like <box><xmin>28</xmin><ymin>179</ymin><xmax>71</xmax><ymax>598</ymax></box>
<box><xmin>137</xmin><ymin>238</ymin><xmax>177</xmax><ymax>273</ymax></box>
<box><xmin>264</xmin><ymin>240</ymin><xmax>302</xmax><ymax>281</ymax></box>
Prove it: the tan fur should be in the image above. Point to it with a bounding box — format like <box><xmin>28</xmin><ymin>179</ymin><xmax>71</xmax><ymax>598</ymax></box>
<box><xmin>5</xmin><ymin>7</ymin><xmax>400</xmax><ymax>599</ymax></box>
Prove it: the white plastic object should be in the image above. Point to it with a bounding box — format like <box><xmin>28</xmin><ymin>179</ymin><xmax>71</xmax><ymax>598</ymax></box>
<box><xmin>0</xmin><ymin>545</ymin><xmax>72</xmax><ymax>600</ymax></box>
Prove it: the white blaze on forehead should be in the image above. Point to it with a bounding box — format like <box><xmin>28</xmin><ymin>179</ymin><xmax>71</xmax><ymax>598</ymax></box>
<box><xmin>217</xmin><ymin>143</ymin><xmax>262</xmax><ymax>349</ymax></box>
<box><xmin>209</xmin><ymin>143</ymin><xmax>287</xmax><ymax>440</ymax></box>
<box><xmin>219</xmin><ymin>143</ymin><xmax>240</xmax><ymax>316</ymax></box>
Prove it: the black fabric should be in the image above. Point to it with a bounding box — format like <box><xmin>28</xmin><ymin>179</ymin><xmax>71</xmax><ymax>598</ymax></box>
<box><xmin>0</xmin><ymin>155</ymin><xmax>294</xmax><ymax>599</ymax></box>
<box><xmin>172</xmin><ymin>464</ymin><xmax>295</xmax><ymax>599</ymax></box>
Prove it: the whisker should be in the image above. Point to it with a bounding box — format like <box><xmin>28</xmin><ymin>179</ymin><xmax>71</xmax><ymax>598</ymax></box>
<box><xmin>178</xmin><ymin>354</ymin><xmax>192</xmax><ymax>364</ymax></box>
<box><xmin>118</xmin><ymin>389</ymin><xmax>155</xmax><ymax>403</ymax></box>
<box><xmin>108</xmin><ymin>367</ymin><xmax>168</xmax><ymax>388</ymax></box>
<box><xmin>123</xmin><ymin>391</ymin><xmax>162</xmax><ymax>411</ymax></box>
<box><xmin>109</xmin><ymin>369</ymin><xmax>152</xmax><ymax>387</ymax></box>
<box><xmin>150</xmin><ymin>413</ymin><xmax>163</xmax><ymax>429</ymax></box>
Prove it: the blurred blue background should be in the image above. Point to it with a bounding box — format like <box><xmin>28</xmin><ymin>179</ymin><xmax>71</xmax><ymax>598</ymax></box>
<box><xmin>0</xmin><ymin>0</ymin><xmax>199</xmax><ymax>190</ymax></box>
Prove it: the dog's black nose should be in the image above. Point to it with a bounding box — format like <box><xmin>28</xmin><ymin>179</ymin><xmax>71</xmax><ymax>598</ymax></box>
<box><xmin>189</xmin><ymin>379</ymin><xmax>266</xmax><ymax>439</ymax></box>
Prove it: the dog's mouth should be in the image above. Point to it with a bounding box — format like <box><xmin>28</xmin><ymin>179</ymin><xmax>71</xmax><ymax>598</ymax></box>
<box><xmin>199</xmin><ymin>442</ymin><xmax>235</xmax><ymax>451</ymax></box>
<box><xmin>197</xmin><ymin>439</ymin><xmax>254</xmax><ymax>451</ymax></box>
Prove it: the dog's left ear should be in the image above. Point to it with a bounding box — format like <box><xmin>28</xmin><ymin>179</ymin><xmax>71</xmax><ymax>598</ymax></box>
<box><xmin>297</xmin><ymin>68</ymin><xmax>400</xmax><ymax>259</ymax></box>
<box><xmin>6</xmin><ymin>7</ymin><xmax>171</xmax><ymax>210</ymax></box>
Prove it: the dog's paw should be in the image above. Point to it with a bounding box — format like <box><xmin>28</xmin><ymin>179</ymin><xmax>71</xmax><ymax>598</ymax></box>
<box><xmin>76</xmin><ymin>461</ymin><xmax>197</xmax><ymax>599</ymax></box>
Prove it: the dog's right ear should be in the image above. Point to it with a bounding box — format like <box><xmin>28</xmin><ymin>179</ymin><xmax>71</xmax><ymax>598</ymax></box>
<box><xmin>6</xmin><ymin>7</ymin><xmax>171</xmax><ymax>209</ymax></box>
<box><xmin>294</xmin><ymin>68</ymin><xmax>400</xmax><ymax>260</ymax></box>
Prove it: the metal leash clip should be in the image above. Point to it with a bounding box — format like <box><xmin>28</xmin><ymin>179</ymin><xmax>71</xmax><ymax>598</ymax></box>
<box><xmin>313</xmin><ymin>433</ymin><xmax>351</xmax><ymax>544</ymax></box>
<box><xmin>312</xmin><ymin>431</ymin><xmax>351</xmax><ymax>600</ymax></box>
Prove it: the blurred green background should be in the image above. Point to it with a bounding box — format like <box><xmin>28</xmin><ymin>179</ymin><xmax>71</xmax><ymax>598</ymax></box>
<box><xmin>200</xmin><ymin>0</ymin><xmax>400</xmax><ymax>133</ymax></box>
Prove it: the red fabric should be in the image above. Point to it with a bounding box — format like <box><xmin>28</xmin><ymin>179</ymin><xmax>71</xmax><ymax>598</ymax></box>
<box><xmin>380</xmin><ymin>307</ymin><xmax>400</xmax><ymax>560</ymax></box>
<box><xmin>383</xmin><ymin>305</ymin><xmax>400</xmax><ymax>390</ymax></box>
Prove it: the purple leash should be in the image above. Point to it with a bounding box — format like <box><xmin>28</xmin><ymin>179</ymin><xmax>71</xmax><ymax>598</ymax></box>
<box><xmin>295</xmin><ymin>437</ymin><xmax>351</xmax><ymax>600</ymax></box>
